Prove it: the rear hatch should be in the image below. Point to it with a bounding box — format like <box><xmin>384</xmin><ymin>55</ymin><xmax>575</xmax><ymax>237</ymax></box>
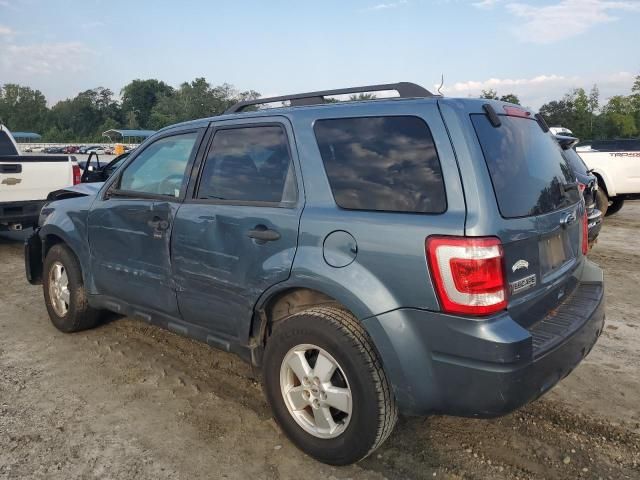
<box><xmin>470</xmin><ymin>106</ymin><xmax>585</xmax><ymax>329</ymax></box>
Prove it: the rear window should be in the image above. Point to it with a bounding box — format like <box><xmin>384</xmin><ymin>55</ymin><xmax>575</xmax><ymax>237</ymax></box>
<box><xmin>314</xmin><ymin>116</ymin><xmax>446</xmax><ymax>213</ymax></box>
<box><xmin>0</xmin><ymin>131</ymin><xmax>18</xmax><ymax>156</ymax></box>
<box><xmin>471</xmin><ymin>114</ymin><xmax>578</xmax><ymax>218</ymax></box>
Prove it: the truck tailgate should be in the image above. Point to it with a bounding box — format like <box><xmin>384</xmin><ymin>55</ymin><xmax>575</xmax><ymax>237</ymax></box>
<box><xmin>0</xmin><ymin>156</ymin><xmax>73</xmax><ymax>202</ymax></box>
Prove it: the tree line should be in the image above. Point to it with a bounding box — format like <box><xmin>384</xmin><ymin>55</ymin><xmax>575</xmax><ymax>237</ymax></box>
<box><xmin>479</xmin><ymin>74</ymin><xmax>640</xmax><ymax>140</ymax></box>
<box><xmin>1</xmin><ymin>75</ymin><xmax>639</xmax><ymax>142</ymax></box>
<box><xmin>0</xmin><ymin>78</ymin><xmax>259</xmax><ymax>142</ymax></box>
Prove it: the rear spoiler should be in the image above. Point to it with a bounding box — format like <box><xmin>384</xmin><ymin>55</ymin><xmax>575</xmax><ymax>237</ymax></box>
<box><xmin>554</xmin><ymin>135</ymin><xmax>580</xmax><ymax>150</ymax></box>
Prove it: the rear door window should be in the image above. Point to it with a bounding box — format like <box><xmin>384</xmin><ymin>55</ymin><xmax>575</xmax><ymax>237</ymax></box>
<box><xmin>314</xmin><ymin>116</ymin><xmax>446</xmax><ymax>213</ymax></box>
<box><xmin>471</xmin><ymin>114</ymin><xmax>579</xmax><ymax>218</ymax></box>
<box><xmin>197</xmin><ymin>125</ymin><xmax>297</xmax><ymax>204</ymax></box>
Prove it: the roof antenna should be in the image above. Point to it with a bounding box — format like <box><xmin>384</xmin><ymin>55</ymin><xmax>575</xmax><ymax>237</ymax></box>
<box><xmin>437</xmin><ymin>74</ymin><xmax>444</xmax><ymax>95</ymax></box>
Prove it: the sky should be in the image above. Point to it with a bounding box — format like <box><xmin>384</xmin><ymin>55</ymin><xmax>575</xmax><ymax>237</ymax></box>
<box><xmin>0</xmin><ymin>0</ymin><xmax>639</xmax><ymax>109</ymax></box>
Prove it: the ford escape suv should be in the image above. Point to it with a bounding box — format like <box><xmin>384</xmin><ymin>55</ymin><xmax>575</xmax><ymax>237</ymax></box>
<box><xmin>25</xmin><ymin>82</ymin><xmax>605</xmax><ymax>465</ymax></box>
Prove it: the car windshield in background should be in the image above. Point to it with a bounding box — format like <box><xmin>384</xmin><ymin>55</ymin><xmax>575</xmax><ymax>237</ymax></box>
<box><xmin>0</xmin><ymin>130</ymin><xmax>19</xmax><ymax>156</ymax></box>
<box><xmin>314</xmin><ymin>116</ymin><xmax>446</xmax><ymax>214</ymax></box>
<box><xmin>562</xmin><ymin>148</ymin><xmax>590</xmax><ymax>176</ymax></box>
<box><xmin>471</xmin><ymin>114</ymin><xmax>579</xmax><ymax>218</ymax></box>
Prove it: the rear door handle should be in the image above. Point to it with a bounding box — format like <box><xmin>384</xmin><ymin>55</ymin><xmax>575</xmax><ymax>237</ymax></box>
<box><xmin>247</xmin><ymin>226</ymin><xmax>280</xmax><ymax>242</ymax></box>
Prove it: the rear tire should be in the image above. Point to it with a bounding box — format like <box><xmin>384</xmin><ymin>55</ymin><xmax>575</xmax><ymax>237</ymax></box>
<box><xmin>605</xmin><ymin>198</ymin><xmax>624</xmax><ymax>217</ymax></box>
<box><xmin>595</xmin><ymin>189</ymin><xmax>609</xmax><ymax>217</ymax></box>
<box><xmin>43</xmin><ymin>244</ymin><xmax>102</xmax><ymax>333</ymax></box>
<box><xmin>262</xmin><ymin>306</ymin><xmax>397</xmax><ymax>465</ymax></box>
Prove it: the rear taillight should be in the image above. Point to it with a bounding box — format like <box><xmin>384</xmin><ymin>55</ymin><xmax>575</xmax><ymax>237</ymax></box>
<box><xmin>426</xmin><ymin>236</ymin><xmax>507</xmax><ymax>316</ymax></box>
<box><xmin>72</xmin><ymin>164</ymin><xmax>81</xmax><ymax>185</ymax></box>
<box><xmin>582</xmin><ymin>210</ymin><xmax>589</xmax><ymax>255</ymax></box>
<box><xmin>578</xmin><ymin>182</ymin><xmax>586</xmax><ymax>193</ymax></box>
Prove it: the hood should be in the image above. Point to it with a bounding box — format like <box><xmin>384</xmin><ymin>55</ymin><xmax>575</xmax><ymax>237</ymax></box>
<box><xmin>47</xmin><ymin>182</ymin><xmax>104</xmax><ymax>201</ymax></box>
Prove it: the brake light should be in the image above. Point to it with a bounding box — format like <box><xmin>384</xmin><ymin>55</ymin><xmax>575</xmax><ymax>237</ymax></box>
<box><xmin>503</xmin><ymin>106</ymin><xmax>531</xmax><ymax>118</ymax></box>
<box><xmin>578</xmin><ymin>182</ymin><xmax>586</xmax><ymax>193</ymax></box>
<box><xmin>72</xmin><ymin>164</ymin><xmax>81</xmax><ymax>185</ymax></box>
<box><xmin>426</xmin><ymin>236</ymin><xmax>507</xmax><ymax>316</ymax></box>
<box><xmin>582</xmin><ymin>210</ymin><xmax>589</xmax><ymax>255</ymax></box>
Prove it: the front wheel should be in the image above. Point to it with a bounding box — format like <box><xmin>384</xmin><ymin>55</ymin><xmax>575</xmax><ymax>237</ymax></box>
<box><xmin>595</xmin><ymin>189</ymin><xmax>609</xmax><ymax>217</ymax></box>
<box><xmin>262</xmin><ymin>306</ymin><xmax>397</xmax><ymax>465</ymax></box>
<box><xmin>43</xmin><ymin>244</ymin><xmax>102</xmax><ymax>333</ymax></box>
<box><xmin>605</xmin><ymin>197</ymin><xmax>624</xmax><ymax>216</ymax></box>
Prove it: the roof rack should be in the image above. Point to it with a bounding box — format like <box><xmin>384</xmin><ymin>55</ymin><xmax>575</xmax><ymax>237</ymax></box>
<box><xmin>224</xmin><ymin>82</ymin><xmax>435</xmax><ymax>114</ymax></box>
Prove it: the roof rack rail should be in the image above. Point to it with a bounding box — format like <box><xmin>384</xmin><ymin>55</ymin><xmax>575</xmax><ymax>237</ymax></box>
<box><xmin>224</xmin><ymin>82</ymin><xmax>435</xmax><ymax>114</ymax></box>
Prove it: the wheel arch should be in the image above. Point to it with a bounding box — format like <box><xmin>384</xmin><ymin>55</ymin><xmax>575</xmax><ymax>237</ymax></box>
<box><xmin>39</xmin><ymin>225</ymin><xmax>92</xmax><ymax>290</ymax></box>
<box><xmin>249</xmin><ymin>283</ymin><xmax>376</xmax><ymax>366</ymax></box>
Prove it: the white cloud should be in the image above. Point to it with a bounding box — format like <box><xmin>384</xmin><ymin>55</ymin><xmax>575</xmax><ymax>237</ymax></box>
<box><xmin>438</xmin><ymin>71</ymin><xmax>637</xmax><ymax>109</ymax></box>
<box><xmin>472</xmin><ymin>0</ymin><xmax>503</xmax><ymax>8</ymax></box>
<box><xmin>0</xmin><ymin>42</ymin><xmax>92</xmax><ymax>76</ymax></box>
<box><xmin>0</xmin><ymin>25</ymin><xmax>13</xmax><ymax>36</ymax></box>
<box><xmin>367</xmin><ymin>0</ymin><xmax>408</xmax><ymax>11</ymax></box>
<box><xmin>505</xmin><ymin>0</ymin><xmax>640</xmax><ymax>43</ymax></box>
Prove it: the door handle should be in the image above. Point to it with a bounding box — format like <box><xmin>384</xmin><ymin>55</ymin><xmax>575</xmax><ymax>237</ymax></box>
<box><xmin>148</xmin><ymin>216</ymin><xmax>170</xmax><ymax>231</ymax></box>
<box><xmin>247</xmin><ymin>226</ymin><xmax>281</xmax><ymax>243</ymax></box>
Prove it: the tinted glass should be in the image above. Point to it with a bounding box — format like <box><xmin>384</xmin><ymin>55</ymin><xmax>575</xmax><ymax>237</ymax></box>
<box><xmin>119</xmin><ymin>132</ymin><xmax>197</xmax><ymax>197</ymax></box>
<box><xmin>471</xmin><ymin>114</ymin><xmax>579</xmax><ymax>218</ymax></box>
<box><xmin>198</xmin><ymin>126</ymin><xmax>296</xmax><ymax>203</ymax></box>
<box><xmin>0</xmin><ymin>131</ymin><xmax>18</xmax><ymax>156</ymax></box>
<box><xmin>314</xmin><ymin>116</ymin><xmax>446</xmax><ymax>213</ymax></box>
<box><xmin>562</xmin><ymin>148</ymin><xmax>589</xmax><ymax>176</ymax></box>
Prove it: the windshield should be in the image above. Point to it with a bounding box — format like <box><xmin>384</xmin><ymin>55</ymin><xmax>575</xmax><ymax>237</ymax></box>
<box><xmin>471</xmin><ymin>114</ymin><xmax>579</xmax><ymax>218</ymax></box>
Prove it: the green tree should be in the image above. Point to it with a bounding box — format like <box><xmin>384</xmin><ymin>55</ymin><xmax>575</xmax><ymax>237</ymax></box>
<box><xmin>480</xmin><ymin>89</ymin><xmax>499</xmax><ymax>100</ymax></box>
<box><xmin>0</xmin><ymin>84</ymin><xmax>49</xmax><ymax>133</ymax></box>
<box><xmin>121</xmin><ymin>79</ymin><xmax>174</xmax><ymax>129</ymax></box>
<box><xmin>499</xmin><ymin>94</ymin><xmax>520</xmax><ymax>105</ymax></box>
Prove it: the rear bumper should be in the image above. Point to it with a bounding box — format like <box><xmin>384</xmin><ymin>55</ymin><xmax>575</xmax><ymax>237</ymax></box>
<box><xmin>363</xmin><ymin>260</ymin><xmax>605</xmax><ymax>417</ymax></box>
<box><xmin>0</xmin><ymin>200</ymin><xmax>45</xmax><ymax>227</ymax></box>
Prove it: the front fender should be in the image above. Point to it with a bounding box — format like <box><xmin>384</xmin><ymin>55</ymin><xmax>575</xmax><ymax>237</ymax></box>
<box><xmin>38</xmin><ymin>196</ymin><xmax>94</xmax><ymax>291</ymax></box>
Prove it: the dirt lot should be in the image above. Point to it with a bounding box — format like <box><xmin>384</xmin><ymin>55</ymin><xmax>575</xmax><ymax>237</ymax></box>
<box><xmin>1</xmin><ymin>203</ymin><xmax>639</xmax><ymax>480</ymax></box>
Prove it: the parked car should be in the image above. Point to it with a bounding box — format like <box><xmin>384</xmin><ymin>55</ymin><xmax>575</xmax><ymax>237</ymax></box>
<box><xmin>78</xmin><ymin>145</ymin><xmax>101</xmax><ymax>154</ymax></box>
<box><xmin>574</xmin><ymin>138</ymin><xmax>640</xmax><ymax>216</ymax></box>
<box><xmin>0</xmin><ymin>124</ymin><xmax>82</xmax><ymax>230</ymax></box>
<box><xmin>25</xmin><ymin>83</ymin><xmax>605</xmax><ymax>465</ymax></box>
<box><xmin>43</xmin><ymin>146</ymin><xmax>65</xmax><ymax>154</ymax></box>
<box><xmin>555</xmin><ymin>134</ymin><xmax>602</xmax><ymax>246</ymax></box>
<box><xmin>85</xmin><ymin>146</ymin><xmax>106</xmax><ymax>155</ymax></box>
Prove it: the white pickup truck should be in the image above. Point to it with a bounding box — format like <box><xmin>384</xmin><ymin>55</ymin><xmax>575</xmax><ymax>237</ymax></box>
<box><xmin>576</xmin><ymin>139</ymin><xmax>640</xmax><ymax>216</ymax></box>
<box><xmin>0</xmin><ymin>125</ymin><xmax>81</xmax><ymax>231</ymax></box>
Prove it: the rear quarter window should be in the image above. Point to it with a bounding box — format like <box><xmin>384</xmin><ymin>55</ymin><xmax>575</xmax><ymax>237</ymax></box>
<box><xmin>0</xmin><ymin>131</ymin><xmax>19</xmax><ymax>156</ymax></box>
<box><xmin>471</xmin><ymin>114</ymin><xmax>578</xmax><ymax>218</ymax></box>
<box><xmin>314</xmin><ymin>116</ymin><xmax>446</xmax><ymax>214</ymax></box>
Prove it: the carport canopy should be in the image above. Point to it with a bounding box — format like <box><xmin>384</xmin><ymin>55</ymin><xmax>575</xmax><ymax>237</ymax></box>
<box><xmin>102</xmin><ymin>129</ymin><xmax>156</xmax><ymax>143</ymax></box>
<box><xmin>12</xmin><ymin>132</ymin><xmax>41</xmax><ymax>143</ymax></box>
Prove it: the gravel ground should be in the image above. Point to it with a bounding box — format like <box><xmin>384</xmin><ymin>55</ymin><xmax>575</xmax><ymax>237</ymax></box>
<box><xmin>1</xmin><ymin>203</ymin><xmax>639</xmax><ymax>480</ymax></box>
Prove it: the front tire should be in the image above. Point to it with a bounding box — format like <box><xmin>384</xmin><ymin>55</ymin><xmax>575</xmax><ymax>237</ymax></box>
<box><xmin>43</xmin><ymin>244</ymin><xmax>102</xmax><ymax>333</ymax></box>
<box><xmin>595</xmin><ymin>189</ymin><xmax>609</xmax><ymax>217</ymax></box>
<box><xmin>605</xmin><ymin>197</ymin><xmax>624</xmax><ymax>216</ymax></box>
<box><xmin>262</xmin><ymin>306</ymin><xmax>397</xmax><ymax>465</ymax></box>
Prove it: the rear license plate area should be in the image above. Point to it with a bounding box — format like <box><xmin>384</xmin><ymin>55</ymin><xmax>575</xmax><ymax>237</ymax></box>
<box><xmin>539</xmin><ymin>232</ymin><xmax>573</xmax><ymax>275</ymax></box>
